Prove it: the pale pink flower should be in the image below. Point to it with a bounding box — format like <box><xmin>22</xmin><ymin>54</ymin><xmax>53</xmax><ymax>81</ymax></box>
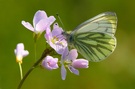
<box><xmin>61</xmin><ymin>48</ymin><xmax>89</xmax><ymax>80</ymax></box>
<box><xmin>22</xmin><ymin>10</ymin><xmax>55</xmax><ymax>34</ymax></box>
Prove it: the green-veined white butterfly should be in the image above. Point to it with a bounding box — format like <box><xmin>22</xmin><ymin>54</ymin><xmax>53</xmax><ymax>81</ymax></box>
<box><xmin>62</xmin><ymin>12</ymin><xmax>117</xmax><ymax>62</ymax></box>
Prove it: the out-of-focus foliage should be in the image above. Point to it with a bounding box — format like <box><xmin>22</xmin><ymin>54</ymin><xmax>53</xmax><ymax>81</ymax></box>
<box><xmin>0</xmin><ymin>0</ymin><xmax>135</xmax><ymax>89</ymax></box>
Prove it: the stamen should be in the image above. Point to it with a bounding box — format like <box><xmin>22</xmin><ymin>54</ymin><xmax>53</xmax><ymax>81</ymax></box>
<box><xmin>54</xmin><ymin>33</ymin><xmax>67</xmax><ymax>43</ymax></box>
<box><xmin>51</xmin><ymin>36</ymin><xmax>59</xmax><ymax>44</ymax></box>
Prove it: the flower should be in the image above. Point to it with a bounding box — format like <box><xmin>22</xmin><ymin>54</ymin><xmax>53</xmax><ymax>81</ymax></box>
<box><xmin>60</xmin><ymin>48</ymin><xmax>89</xmax><ymax>80</ymax></box>
<box><xmin>21</xmin><ymin>10</ymin><xmax>55</xmax><ymax>34</ymax></box>
<box><xmin>45</xmin><ymin>23</ymin><xmax>67</xmax><ymax>54</ymax></box>
<box><xmin>14</xmin><ymin>43</ymin><xmax>29</xmax><ymax>64</ymax></box>
<box><xmin>41</xmin><ymin>56</ymin><xmax>58</xmax><ymax>70</ymax></box>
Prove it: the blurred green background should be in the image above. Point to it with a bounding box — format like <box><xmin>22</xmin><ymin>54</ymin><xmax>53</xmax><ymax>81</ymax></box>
<box><xmin>0</xmin><ymin>0</ymin><xmax>135</xmax><ymax>89</ymax></box>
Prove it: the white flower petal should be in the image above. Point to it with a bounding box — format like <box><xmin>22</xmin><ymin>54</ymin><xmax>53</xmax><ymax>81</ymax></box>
<box><xmin>22</xmin><ymin>50</ymin><xmax>29</xmax><ymax>57</ymax></box>
<box><xmin>16</xmin><ymin>43</ymin><xmax>24</xmax><ymax>54</ymax></box>
<box><xmin>47</xmin><ymin>16</ymin><xmax>56</xmax><ymax>26</ymax></box>
<box><xmin>21</xmin><ymin>21</ymin><xmax>34</xmax><ymax>32</ymax></box>
<box><xmin>35</xmin><ymin>19</ymin><xmax>48</xmax><ymax>33</ymax></box>
<box><xmin>61</xmin><ymin>64</ymin><xmax>67</xmax><ymax>80</ymax></box>
<box><xmin>68</xmin><ymin>49</ymin><xmax>78</xmax><ymax>61</ymax></box>
<box><xmin>62</xmin><ymin>47</ymin><xmax>69</xmax><ymax>60</ymax></box>
<box><xmin>68</xmin><ymin>66</ymin><xmax>79</xmax><ymax>75</ymax></box>
<box><xmin>33</xmin><ymin>10</ymin><xmax>47</xmax><ymax>28</ymax></box>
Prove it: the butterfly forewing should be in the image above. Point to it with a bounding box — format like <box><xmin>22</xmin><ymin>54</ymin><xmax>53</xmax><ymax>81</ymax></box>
<box><xmin>72</xmin><ymin>12</ymin><xmax>117</xmax><ymax>36</ymax></box>
<box><xmin>68</xmin><ymin>12</ymin><xmax>117</xmax><ymax>62</ymax></box>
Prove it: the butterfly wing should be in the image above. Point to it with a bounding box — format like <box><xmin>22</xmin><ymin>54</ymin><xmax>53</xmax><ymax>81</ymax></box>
<box><xmin>69</xmin><ymin>12</ymin><xmax>117</xmax><ymax>62</ymax></box>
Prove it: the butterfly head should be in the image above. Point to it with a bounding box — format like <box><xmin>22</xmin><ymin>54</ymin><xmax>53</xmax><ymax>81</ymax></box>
<box><xmin>62</xmin><ymin>31</ymin><xmax>74</xmax><ymax>44</ymax></box>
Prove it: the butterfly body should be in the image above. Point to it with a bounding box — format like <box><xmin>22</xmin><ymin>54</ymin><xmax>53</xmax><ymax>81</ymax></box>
<box><xmin>63</xmin><ymin>12</ymin><xmax>117</xmax><ymax>62</ymax></box>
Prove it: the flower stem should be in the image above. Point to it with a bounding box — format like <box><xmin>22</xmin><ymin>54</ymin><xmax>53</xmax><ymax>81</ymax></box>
<box><xmin>17</xmin><ymin>48</ymin><xmax>53</xmax><ymax>89</ymax></box>
<box><xmin>34</xmin><ymin>41</ymin><xmax>37</xmax><ymax>62</ymax></box>
<box><xmin>19</xmin><ymin>62</ymin><xmax>23</xmax><ymax>80</ymax></box>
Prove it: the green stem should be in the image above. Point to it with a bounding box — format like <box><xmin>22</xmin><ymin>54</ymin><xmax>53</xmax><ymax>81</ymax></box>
<box><xmin>19</xmin><ymin>63</ymin><xmax>23</xmax><ymax>80</ymax></box>
<box><xmin>34</xmin><ymin>41</ymin><xmax>37</xmax><ymax>62</ymax></box>
<box><xmin>17</xmin><ymin>48</ymin><xmax>53</xmax><ymax>89</ymax></box>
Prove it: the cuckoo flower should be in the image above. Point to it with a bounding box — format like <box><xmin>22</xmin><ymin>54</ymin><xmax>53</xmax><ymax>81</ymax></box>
<box><xmin>60</xmin><ymin>48</ymin><xmax>89</xmax><ymax>80</ymax></box>
<box><xmin>41</xmin><ymin>56</ymin><xmax>58</xmax><ymax>70</ymax></box>
<box><xmin>14</xmin><ymin>43</ymin><xmax>29</xmax><ymax>64</ymax></box>
<box><xmin>21</xmin><ymin>10</ymin><xmax>55</xmax><ymax>34</ymax></box>
<box><xmin>45</xmin><ymin>23</ymin><xmax>67</xmax><ymax>54</ymax></box>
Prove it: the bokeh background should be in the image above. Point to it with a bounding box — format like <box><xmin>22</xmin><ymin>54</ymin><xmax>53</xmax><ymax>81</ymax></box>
<box><xmin>0</xmin><ymin>0</ymin><xmax>135</xmax><ymax>89</ymax></box>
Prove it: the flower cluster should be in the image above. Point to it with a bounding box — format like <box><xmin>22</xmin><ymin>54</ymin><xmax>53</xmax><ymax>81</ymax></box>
<box><xmin>14</xmin><ymin>10</ymin><xmax>89</xmax><ymax>80</ymax></box>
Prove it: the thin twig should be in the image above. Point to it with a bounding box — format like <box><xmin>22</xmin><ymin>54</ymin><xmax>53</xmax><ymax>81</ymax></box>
<box><xmin>17</xmin><ymin>48</ymin><xmax>53</xmax><ymax>89</ymax></box>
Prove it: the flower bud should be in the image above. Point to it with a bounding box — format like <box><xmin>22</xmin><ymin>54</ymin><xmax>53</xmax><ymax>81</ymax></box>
<box><xmin>72</xmin><ymin>59</ymin><xmax>89</xmax><ymax>68</ymax></box>
<box><xmin>42</xmin><ymin>56</ymin><xmax>58</xmax><ymax>70</ymax></box>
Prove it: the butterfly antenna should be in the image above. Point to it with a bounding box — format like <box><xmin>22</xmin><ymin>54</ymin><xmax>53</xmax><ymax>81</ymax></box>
<box><xmin>56</xmin><ymin>13</ymin><xmax>66</xmax><ymax>31</ymax></box>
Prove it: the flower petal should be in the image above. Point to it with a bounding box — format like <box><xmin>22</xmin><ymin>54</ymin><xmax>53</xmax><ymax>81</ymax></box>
<box><xmin>15</xmin><ymin>43</ymin><xmax>24</xmax><ymax>54</ymax></box>
<box><xmin>35</xmin><ymin>19</ymin><xmax>48</xmax><ymax>33</ymax></box>
<box><xmin>68</xmin><ymin>49</ymin><xmax>78</xmax><ymax>61</ymax></box>
<box><xmin>68</xmin><ymin>66</ymin><xmax>79</xmax><ymax>75</ymax></box>
<box><xmin>47</xmin><ymin>16</ymin><xmax>56</xmax><ymax>26</ymax></box>
<box><xmin>45</xmin><ymin>28</ymin><xmax>51</xmax><ymax>41</ymax></box>
<box><xmin>35</xmin><ymin>16</ymin><xmax>55</xmax><ymax>33</ymax></box>
<box><xmin>22</xmin><ymin>50</ymin><xmax>29</xmax><ymax>57</ymax></box>
<box><xmin>61</xmin><ymin>64</ymin><xmax>67</xmax><ymax>80</ymax></box>
<box><xmin>55</xmin><ymin>43</ymin><xmax>67</xmax><ymax>55</ymax></box>
<box><xmin>33</xmin><ymin>10</ymin><xmax>47</xmax><ymax>28</ymax></box>
<box><xmin>21</xmin><ymin>21</ymin><xmax>34</xmax><ymax>32</ymax></box>
<box><xmin>52</xmin><ymin>23</ymin><xmax>63</xmax><ymax>37</ymax></box>
<box><xmin>61</xmin><ymin>47</ymin><xmax>69</xmax><ymax>60</ymax></box>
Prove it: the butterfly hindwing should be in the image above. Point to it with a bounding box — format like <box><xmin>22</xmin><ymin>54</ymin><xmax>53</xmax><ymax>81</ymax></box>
<box><xmin>73</xmin><ymin>32</ymin><xmax>116</xmax><ymax>62</ymax></box>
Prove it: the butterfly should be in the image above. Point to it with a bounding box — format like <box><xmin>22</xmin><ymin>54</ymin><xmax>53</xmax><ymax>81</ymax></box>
<box><xmin>62</xmin><ymin>12</ymin><xmax>117</xmax><ymax>62</ymax></box>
